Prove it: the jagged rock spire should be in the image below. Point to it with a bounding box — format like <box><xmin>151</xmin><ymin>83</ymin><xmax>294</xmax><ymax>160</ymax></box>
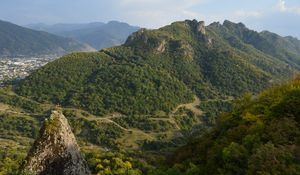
<box><xmin>197</xmin><ymin>21</ymin><xmax>206</xmax><ymax>35</ymax></box>
<box><xmin>22</xmin><ymin>111</ymin><xmax>90</xmax><ymax>175</ymax></box>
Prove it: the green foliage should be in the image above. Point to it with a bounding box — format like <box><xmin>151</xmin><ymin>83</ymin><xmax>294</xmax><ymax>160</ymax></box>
<box><xmin>221</xmin><ymin>20</ymin><xmax>300</xmax><ymax>70</ymax></box>
<box><xmin>84</xmin><ymin>121</ymin><xmax>125</xmax><ymax>148</ymax></box>
<box><xmin>0</xmin><ymin>89</ymin><xmax>43</xmax><ymax>113</ymax></box>
<box><xmin>0</xmin><ymin>114</ymin><xmax>40</xmax><ymax>138</ymax></box>
<box><xmin>147</xmin><ymin>163</ymin><xmax>201</xmax><ymax>175</ymax></box>
<box><xmin>17</xmin><ymin>52</ymin><xmax>193</xmax><ymax>116</ymax></box>
<box><xmin>0</xmin><ymin>140</ymin><xmax>29</xmax><ymax>175</ymax></box>
<box><xmin>173</xmin><ymin>108</ymin><xmax>200</xmax><ymax>130</ymax></box>
<box><xmin>221</xmin><ymin>142</ymin><xmax>248</xmax><ymax>174</ymax></box>
<box><xmin>44</xmin><ymin>115</ymin><xmax>61</xmax><ymax>134</ymax></box>
<box><xmin>170</xmin><ymin>78</ymin><xmax>300</xmax><ymax>175</ymax></box>
<box><xmin>68</xmin><ymin>118</ymin><xmax>125</xmax><ymax>148</ymax></box>
<box><xmin>247</xmin><ymin>143</ymin><xmax>300</xmax><ymax>175</ymax></box>
<box><xmin>112</xmin><ymin>115</ymin><xmax>175</xmax><ymax>132</ymax></box>
<box><xmin>86</xmin><ymin>151</ymin><xmax>143</xmax><ymax>175</ymax></box>
<box><xmin>16</xmin><ymin>19</ymin><xmax>300</xmax><ymax>119</ymax></box>
<box><xmin>200</xmin><ymin>100</ymin><xmax>232</xmax><ymax>125</ymax></box>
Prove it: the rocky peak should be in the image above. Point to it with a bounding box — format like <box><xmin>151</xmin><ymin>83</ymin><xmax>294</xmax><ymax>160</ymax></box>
<box><xmin>197</xmin><ymin>21</ymin><xmax>206</xmax><ymax>35</ymax></box>
<box><xmin>183</xmin><ymin>19</ymin><xmax>213</xmax><ymax>45</ymax></box>
<box><xmin>157</xmin><ymin>40</ymin><xmax>167</xmax><ymax>52</ymax></box>
<box><xmin>125</xmin><ymin>28</ymin><xmax>148</xmax><ymax>45</ymax></box>
<box><xmin>22</xmin><ymin>110</ymin><xmax>90</xmax><ymax>175</ymax></box>
<box><xmin>223</xmin><ymin>20</ymin><xmax>246</xmax><ymax>29</ymax></box>
<box><xmin>184</xmin><ymin>19</ymin><xmax>206</xmax><ymax>35</ymax></box>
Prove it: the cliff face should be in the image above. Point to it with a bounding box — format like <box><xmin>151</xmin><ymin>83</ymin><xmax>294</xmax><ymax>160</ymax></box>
<box><xmin>22</xmin><ymin>110</ymin><xmax>90</xmax><ymax>175</ymax></box>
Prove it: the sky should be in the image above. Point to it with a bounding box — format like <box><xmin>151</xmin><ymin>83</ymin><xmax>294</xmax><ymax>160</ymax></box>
<box><xmin>1</xmin><ymin>0</ymin><xmax>300</xmax><ymax>38</ymax></box>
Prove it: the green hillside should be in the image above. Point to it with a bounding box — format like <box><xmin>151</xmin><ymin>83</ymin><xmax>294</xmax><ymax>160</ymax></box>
<box><xmin>163</xmin><ymin>78</ymin><xmax>300</xmax><ymax>175</ymax></box>
<box><xmin>16</xmin><ymin>52</ymin><xmax>193</xmax><ymax>115</ymax></box>
<box><xmin>0</xmin><ymin>85</ymin><xmax>200</xmax><ymax>174</ymax></box>
<box><xmin>2</xmin><ymin>73</ymin><xmax>300</xmax><ymax>175</ymax></box>
<box><xmin>221</xmin><ymin>20</ymin><xmax>300</xmax><ymax>69</ymax></box>
<box><xmin>16</xmin><ymin>20</ymin><xmax>299</xmax><ymax>118</ymax></box>
<box><xmin>0</xmin><ymin>20</ymin><xmax>95</xmax><ymax>57</ymax></box>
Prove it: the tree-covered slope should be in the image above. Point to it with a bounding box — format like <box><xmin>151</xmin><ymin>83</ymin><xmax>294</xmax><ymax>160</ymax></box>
<box><xmin>166</xmin><ymin>78</ymin><xmax>300</xmax><ymax>175</ymax></box>
<box><xmin>16</xmin><ymin>20</ymin><xmax>299</xmax><ymax>116</ymax></box>
<box><xmin>220</xmin><ymin>20</ymin><xmax>300</xmax><ymax>69</ymax></box>
<box><xmin>122</xmin><ymin>20</ymin><xmax>297</xmax><ymax>97</ymax></box>
<box><xmin>0</xmin><ymin>20</ymin><xmax>95</xmax><ymax>57</ymax></box>
<box><xmin>16</xmin><ymin>52</ymin><xmax>193</xmax><ymax>115</ymax></box>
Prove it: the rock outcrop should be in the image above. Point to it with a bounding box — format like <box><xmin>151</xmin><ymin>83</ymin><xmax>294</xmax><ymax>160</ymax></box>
<box><xmin>184</xmin><ymin>19</ymin><xmax>213</xmax><ymax>46</ymax></box>
<box><xmin>197</xmin><ymin>21</ymin><xmax>206</xmax><ymax>35</ymax></box>
<box><xmin>157</xmin><ymin>40</ymin><xmax>167</xmax><ymax>52</ymax></box>
<box><xmin>22</xmin><ymin>110</ymin><xmax>90</xmax><ymax>175</ymax></box>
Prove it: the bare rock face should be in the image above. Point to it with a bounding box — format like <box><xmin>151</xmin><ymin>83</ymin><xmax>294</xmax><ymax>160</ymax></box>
<box><xmin>196</xmin><ymin>21</ymin><xmax>213</xmax><ymax>46</ymax></box>
<box><xmin>22</xmin><ymin>111</ymin><xmax>91</xmax><ymax>175</ymax></box>
<box><xmin>157</xmin><ymin>40</ymin><xmax>166</xmax><ymax>52</ymax></box>
<box><xmin>197</xmin><ymin>21</ymin><xmax>206</xmax><ymax>35</ymax></box>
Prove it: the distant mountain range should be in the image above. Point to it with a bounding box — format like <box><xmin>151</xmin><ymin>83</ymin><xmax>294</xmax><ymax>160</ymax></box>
<box><xmin>0</xmin><ymin>20</ymin><xmax>95</xmax><ymax>57</ymax></box>
<box><xmin>26</xmin><ymin>21</ymin><xmax>140</xmax><ymax>50</ymax></box>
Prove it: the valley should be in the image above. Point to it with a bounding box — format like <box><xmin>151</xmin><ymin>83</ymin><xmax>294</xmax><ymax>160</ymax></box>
<box><xmin>0</xmin><ymin>56</ymin><xmax>57</xmax><ymax>86</ymax></box>
<box><xmin>0</xmin><ymin>85</ymin><xmax>205</xmax><ymax>174</ymax></box>
<box><xmin>0</xmin><ymin>19</ymin><xmax>299</xmax><ymax>174</ymax></box>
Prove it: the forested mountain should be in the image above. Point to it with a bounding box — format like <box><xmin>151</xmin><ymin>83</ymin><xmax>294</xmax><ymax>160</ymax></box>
<box><xmin>0</xmin><ymin>20</ymin><xmax>95</xmax><ymax>57</ymax></box>
<box><xmin>17</xmin><ymin>52</ymin><xmax>194</xmax><ymax>115</ymax></box>
<box><xmin>26</xmin><ymin>21</ymin><xmax>140</xmax><ymax>49</ymax></box>
<box><xmin>16</xmin><ymin>20</ymin><xmax>299</xmax><ymax>118</ymax></box>
<box><xmin>1</xmin><ymin>19</ymin><xmax>300</xmax><ymax>174</ymax></box>
<box><xmin>222</xmin><ymin>20</ymin><xmax>300</xmax><ymax>69</ymax></box>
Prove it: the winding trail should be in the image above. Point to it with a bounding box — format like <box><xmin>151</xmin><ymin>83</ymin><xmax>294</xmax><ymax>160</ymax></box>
<box><xmin>68</xmin><ymin>96</ymin><xmax>203</xmax><ymax>131</ymax></box>
<box><xmin>172</xmin><ymin>96</ymin><xmax>202</xmax><ymax>116</ymax></box>
<box><xmin>0</xmin><ymin>96</ymin><xmax>203</xmax><ymax>132</ymax></box>
<box><xmin>148</xmin><ymin>96</ymin><xmax>203</xmax><ymax>129</ymax></box>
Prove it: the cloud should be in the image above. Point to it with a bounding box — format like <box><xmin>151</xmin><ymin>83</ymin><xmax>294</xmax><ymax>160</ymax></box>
<box><xmin>234</xmin><ymin>10</ymin><xmax>261</xmax><ymax>18</ymax></box>
<box><xmin>120</xmin><ymin>0</ymin><xmax>203</xmax><ymax>7</ymax></box>
<box><xmin>115</xmin><ymin>0</ymin><xmax>206</xmax><ymax>28</ymax></box>
<box><xmin>276</xmin><ymin>0</ymin><xmax>300</xmax><ymax>15</ymax></box>
<box><xmin>277</xmin><ymin>0</ymin><xmax>287</xmax><ymax>12</ymax></box>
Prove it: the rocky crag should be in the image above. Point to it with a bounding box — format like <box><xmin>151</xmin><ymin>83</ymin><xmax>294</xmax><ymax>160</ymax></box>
<box><xmin>22</xmin><ymin>110</ymin><xmax>90</xmax><ymax>175</ymax></box>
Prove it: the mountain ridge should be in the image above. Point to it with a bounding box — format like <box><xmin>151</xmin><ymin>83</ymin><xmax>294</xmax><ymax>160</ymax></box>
<box><xmin>26</xmin><ymin>21</ymin><xmax>140</xmax><ymax>50</ymax></box>
<box><xmin>0</xmin><ymin>19</ymin><xmax>95</xmax><ymax>57</ymax></box>
<box><xmin>16</xmin><ymin>19</ymin><xmax>299</xmax><ymax>118</ymax></box>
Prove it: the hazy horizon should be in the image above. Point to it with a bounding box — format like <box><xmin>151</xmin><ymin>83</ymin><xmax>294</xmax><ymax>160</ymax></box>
<box><xmin>1</xmin><ymin>0</ymin><xmax>300</xmax><ymax>38</ymax></box>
